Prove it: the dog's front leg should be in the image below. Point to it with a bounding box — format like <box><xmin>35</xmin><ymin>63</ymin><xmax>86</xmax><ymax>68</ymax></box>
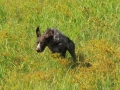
<box><xmin>60</xmin><ymin>49</ymin><xmax>67</xmax><ymax>58</ymax></box>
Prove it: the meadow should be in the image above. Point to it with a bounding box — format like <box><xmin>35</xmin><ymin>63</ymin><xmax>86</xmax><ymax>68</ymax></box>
<box><xmin>0</xmin><ymin>0</ymin><xmax>120</xmax><ymax>90</ymax></box>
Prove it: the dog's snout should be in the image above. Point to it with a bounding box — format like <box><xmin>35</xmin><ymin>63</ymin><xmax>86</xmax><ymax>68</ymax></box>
<box><xmin>36</xmin><ymin>50</ymin><xmax>41</xmax><ymax>52</ymax></box>
<box><xmin>36</xmin><ymin>47</ymin><xmax>41</xmax><ymax>52</ymax></box>
<box><xmin>36</xmin><ymin>42</ymin><xmax>41</xmax><ymax>52</ymax></box>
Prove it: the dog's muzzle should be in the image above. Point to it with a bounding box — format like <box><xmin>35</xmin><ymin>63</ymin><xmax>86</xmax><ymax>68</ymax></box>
<box><xmin>36</xmin><ymin>48</ymin><xmax>41</xmax><ymax>52</ymax></box>
<box><xmin>36</xmin><ymin>42</ymin><xmax>42</xmax><ymax>52</ymax></box>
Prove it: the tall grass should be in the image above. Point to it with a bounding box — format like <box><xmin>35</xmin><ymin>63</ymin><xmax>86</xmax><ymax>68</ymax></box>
<box><xmin>0</xmin><ymin>0</ymin><xmax>120</xmax><ymax>90</ymax></box>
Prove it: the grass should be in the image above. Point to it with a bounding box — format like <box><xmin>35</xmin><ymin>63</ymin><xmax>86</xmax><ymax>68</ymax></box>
<box><xmin>0</xmin><ymin>0</ymin><xmax>120</xmax><ymax>90</ymax></box>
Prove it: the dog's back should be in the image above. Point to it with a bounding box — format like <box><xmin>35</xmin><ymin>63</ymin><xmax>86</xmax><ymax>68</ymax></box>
<box><xmin>53</xmin><ymin>29</ymin><xmax>68</xmax><ymax>43</ymax></box>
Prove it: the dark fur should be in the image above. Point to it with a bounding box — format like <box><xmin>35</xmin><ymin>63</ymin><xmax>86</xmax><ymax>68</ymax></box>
<box><xmin>36</xmin><ymin>27</ymin><xmax>76</xmax><ymax>63</ymax></box>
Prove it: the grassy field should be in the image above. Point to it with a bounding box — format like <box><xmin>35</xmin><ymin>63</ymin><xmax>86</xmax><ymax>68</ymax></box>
<box><xmin>0</xmin><ymin>0</ymin><xmax>120</xmax><ymax>90</ymax></box>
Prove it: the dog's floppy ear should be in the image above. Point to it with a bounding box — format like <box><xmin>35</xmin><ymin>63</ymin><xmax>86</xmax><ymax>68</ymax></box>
<box><xmin>36</xmin><ymin>26</ymin><xmax>41</xmax><ymax>37</ymax></box>
<box><xmin>44</xmin><ymin>29</ymin><xmax>54</xmax><ymax>38</ymax></box>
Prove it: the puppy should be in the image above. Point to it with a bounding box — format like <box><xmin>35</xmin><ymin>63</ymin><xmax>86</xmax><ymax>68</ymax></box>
<box><xmin>36</xmin><ymin>27</ymin><xmax>76</xmax><ymax>63</ymax></box>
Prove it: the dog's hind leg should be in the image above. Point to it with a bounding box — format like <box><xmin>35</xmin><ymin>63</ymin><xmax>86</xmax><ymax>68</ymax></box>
<box><xmin>67</xmin><ymin>48</ymin><xmax>76</xmax><ymax>62</ymax></box>
<box><xmin>67</xmin><ymin>40</ymin><xmax>76</xmax><ymax>63</ymax></box>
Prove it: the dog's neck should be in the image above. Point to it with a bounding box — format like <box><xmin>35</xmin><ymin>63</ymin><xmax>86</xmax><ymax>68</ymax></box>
<box><xmin>46</xmin><ymin>36</ymin><xmax>53</xmax><ymax>44</ymax></box>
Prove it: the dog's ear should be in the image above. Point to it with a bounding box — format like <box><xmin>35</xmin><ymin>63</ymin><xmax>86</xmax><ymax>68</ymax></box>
<box><xmin>44</xmin><ymin>29</ymin><xmax>54</xmax><ymax>38</ymax></box>
<box><xmin>36</xmin><ymin>26</ymin><xmax>41</xmax><ymax>37</ymax></box>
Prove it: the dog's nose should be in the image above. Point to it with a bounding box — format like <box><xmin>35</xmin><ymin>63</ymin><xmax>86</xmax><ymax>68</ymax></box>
<box><xmin>36</xmin><ymin>48</ymin><xmax>41</xmax><ymax>52</ymax></box>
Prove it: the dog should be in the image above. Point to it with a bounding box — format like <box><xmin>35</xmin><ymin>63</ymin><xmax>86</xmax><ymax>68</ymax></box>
<box><xmin>36</xmin><ymin>26</ymin><xmax>76</xmax><ymax>63</ymax></box>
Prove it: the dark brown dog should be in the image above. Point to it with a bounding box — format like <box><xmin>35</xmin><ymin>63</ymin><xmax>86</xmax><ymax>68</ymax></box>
<box><xmin>36</xmin><ymin>27</ymin><xmax>76</xmax><ymax>63</ymax></box>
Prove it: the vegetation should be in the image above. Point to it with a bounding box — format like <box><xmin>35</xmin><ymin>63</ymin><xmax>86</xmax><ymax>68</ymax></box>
<box><xmin>0</xmin><ymin>0</ymin><xmax>120</xmax><ymax>90</ymax></box>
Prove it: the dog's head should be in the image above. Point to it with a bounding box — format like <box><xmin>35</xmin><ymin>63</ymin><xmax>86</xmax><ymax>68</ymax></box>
<box><xmin>36</xmin><ymin>27</ymin><xmax>53</xmax><ymax>52</ymax></box>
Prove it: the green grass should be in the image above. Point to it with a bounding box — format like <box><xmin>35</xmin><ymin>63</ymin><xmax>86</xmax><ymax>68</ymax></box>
<box><xmin>0</xmin><ymin>0</ymin><xmax>120</xmax><ymax>90</ymax></box>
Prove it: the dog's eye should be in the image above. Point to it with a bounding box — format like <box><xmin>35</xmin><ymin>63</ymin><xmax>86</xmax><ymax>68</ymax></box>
<box><xmin>40</xmin><ymin>42</ymin><xmax>44</xmax><ymax>45</ymax></box>
<box><xmin>37</xmin><ymin>41</ymin><xmax>39</xmax><ymax>44</ymax></box>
